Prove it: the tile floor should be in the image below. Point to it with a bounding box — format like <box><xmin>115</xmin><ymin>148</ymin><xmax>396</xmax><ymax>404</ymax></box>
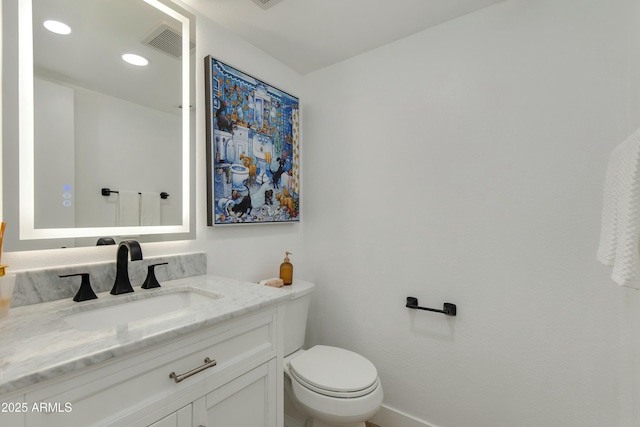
<box><xmin>365</xmin><ymin>422</ymin><xmax>382</xmax><ymax>427</ymax></box>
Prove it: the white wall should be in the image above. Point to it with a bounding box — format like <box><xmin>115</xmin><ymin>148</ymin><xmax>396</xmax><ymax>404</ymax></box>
<box><xmin>302</xmin><ymin>0</ymin><xmax>640</xmax><ymax>426</ymax></box>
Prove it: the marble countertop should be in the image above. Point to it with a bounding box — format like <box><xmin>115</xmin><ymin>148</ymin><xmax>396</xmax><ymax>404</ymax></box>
<box><xmin>0</xmin><ymin>275</ymin><xmax>296</xmax><ymax>396</ymax></box>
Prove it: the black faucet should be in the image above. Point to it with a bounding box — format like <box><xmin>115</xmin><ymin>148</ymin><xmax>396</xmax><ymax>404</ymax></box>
<box><xmin>110</xmin><ymin>240</ymin><xmax>143</xmax><ymax>295</ymax></box>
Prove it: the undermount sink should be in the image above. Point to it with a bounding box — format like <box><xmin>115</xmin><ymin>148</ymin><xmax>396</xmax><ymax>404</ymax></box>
<box><xmin>59</xmin><ymin>287</ymin><xmax>222</xmax><ymax>332</ymax></box>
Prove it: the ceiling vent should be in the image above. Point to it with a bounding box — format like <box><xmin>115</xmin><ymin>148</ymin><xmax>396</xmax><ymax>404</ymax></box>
<box><xmin>251</xmin><ymin>0</ymin><xmax>284</xmax><ymax>10</ymax></box>
<box><xmin>143</xmin><ymin>24</ymin><xmax>195</xmax><ymax>59</ymax></box>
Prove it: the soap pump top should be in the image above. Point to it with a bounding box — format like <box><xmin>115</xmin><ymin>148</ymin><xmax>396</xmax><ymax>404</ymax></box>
<box><xmin>279</xmin><ymin>251</ymin><xmax>293</xmax><ymax>285</ymax></box>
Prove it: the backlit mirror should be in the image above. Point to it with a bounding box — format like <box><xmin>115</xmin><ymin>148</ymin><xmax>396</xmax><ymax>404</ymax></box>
<box><xmin>2</xmin><ymin>0</ymin><xmax>195</xmax><ymax>250</ymax></box>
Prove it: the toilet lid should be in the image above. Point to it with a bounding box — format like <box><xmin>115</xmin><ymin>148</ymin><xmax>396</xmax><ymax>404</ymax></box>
<box><xmin>289</xmin><ymin>345</ymin><xmax>378</xmax><ymax>396</ymax></box>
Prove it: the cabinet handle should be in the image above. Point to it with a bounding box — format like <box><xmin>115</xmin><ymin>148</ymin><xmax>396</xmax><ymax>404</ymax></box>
<box><xmin>169</xmin><ymin>357</ymin><xmax>217</xmax><ymax>383</ymax></box>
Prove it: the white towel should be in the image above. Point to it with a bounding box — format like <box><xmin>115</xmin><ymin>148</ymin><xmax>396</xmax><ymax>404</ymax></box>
<box><xmin>117</xmin><ymin>190</ymin><xmax>140</xmax><ymax>226</ymax></box>
<box><xmin>140</xmin><ymin>192</ymin><xmax>161</xmax><ymax>226</ymax></box>
<box><xmin>597</xmin><ymin>128</ymin><xmax>640</xmax><ymax>289</ymax></box>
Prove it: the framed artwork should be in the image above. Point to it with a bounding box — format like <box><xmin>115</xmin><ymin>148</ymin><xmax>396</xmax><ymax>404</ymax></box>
<box><xmin>205</xmin><ymin>56</ymin><xmax>300</xmax><ymax>225</ymax></box>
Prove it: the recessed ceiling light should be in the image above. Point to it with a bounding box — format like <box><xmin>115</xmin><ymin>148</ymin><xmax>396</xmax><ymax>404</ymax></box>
<box><xmin>43</xmin><ymin>20</ymin><xmax>71</xmax><ymax>35</ymax></box>
<box><xmin>122</xmin><ymin>53</ymin><xmax>149</xmax><ymax>67</ymax></box>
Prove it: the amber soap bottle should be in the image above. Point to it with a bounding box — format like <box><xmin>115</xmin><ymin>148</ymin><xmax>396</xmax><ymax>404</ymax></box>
<box><xmin>279</xmin><ymin>252</ymin><xmax>293</xmax><ymax>285</ymax></box>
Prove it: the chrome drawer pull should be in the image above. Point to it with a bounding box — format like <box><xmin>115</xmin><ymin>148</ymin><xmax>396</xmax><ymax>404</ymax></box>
<box><xmin>169</xmin><ymin>357</ymin><xmax>217</xmax><ymax>383</ymax></box>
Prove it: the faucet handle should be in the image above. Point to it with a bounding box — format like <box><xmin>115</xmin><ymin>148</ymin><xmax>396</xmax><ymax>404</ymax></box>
<box><xmin>60</xmin><ymin>273</ymin><xmax>98</xmax><ymax>302</ymax></box>
<box><xmin>141</xmin><ymin>262</ymin><xmax>169</xmax><ymax>289</ymax></box>
<box><xmin>96</xmin><ymin>237</ymin><xmax>116</xmax><ymax>246</ymax></box>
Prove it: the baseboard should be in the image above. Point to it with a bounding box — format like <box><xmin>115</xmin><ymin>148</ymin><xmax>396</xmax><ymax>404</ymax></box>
<box><xmin>371</xmin><ymin>404</ymin><xmax>439</xmax><ymax>427</ymax></box>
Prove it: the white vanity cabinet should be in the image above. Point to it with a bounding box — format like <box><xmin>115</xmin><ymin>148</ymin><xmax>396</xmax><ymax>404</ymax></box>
<box><xmin>3</xmin><ymin>306</ymin><xmax>283</xmax><ymax>427</ymax></box>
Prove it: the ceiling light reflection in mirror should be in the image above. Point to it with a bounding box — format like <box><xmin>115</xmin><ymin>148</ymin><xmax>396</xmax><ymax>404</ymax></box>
<box><xmin>43</xmin><ymin>19</ymin><xmax>71</xmax><ymax>35</ymax></box>
<box><xmin>18</xmin><ymin>0</ymin><xmax>191</xmax><ymax>241</ymax></box>
<box><xmin>122</xmin><ymin>53</ymin><xmax>150</xmax><ymax>66</ymax></box>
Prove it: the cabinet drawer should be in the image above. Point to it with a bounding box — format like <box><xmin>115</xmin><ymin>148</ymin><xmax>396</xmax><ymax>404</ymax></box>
<box><xmin>24</xmin><ymin>309</ymin><xmax>276</xmax><ymax>427</ymax></box>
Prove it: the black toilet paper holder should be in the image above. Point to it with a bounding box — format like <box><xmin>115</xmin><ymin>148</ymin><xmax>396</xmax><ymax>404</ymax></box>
<box><xmin>406</xmin><ymin>297</ymin><xmax>457</xmax><ymax>316</ymax></box>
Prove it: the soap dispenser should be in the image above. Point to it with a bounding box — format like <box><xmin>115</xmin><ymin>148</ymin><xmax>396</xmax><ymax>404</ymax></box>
<box><xmin>279</xmin><ymin>252</ymin><xmax>293</xmax><ymax>285</ymax></box>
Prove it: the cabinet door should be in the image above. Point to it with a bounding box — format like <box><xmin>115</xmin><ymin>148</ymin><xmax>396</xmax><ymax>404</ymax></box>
<box><xmin>194</xmin><ymin>360</ymin><xmax>276</xmax><ymax>427</ymax></box>
<box><xmin>148</xmin><ymin>404</ymin><xmax>191</xmax><ymax>427</ymax></box>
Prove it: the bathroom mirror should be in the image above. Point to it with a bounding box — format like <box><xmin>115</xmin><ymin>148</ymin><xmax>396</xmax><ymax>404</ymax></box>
<box><xmin>2</xmin><ymin>0</ymin><xmax>195</xmax><ymax>250</ymax></box>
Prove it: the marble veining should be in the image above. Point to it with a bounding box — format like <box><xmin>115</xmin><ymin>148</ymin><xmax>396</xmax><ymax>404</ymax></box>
<box><xmin>0</xmin><ymin>275</ymin><xmax>300</xmax><ymax>395</ymax></box>
<box><xmin>11</xmin><ymin>252</ymin><xmax>206</xmax><ymax>307</ymax></box>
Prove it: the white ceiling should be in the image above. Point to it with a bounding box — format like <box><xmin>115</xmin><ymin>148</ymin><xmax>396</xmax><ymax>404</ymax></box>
<box><xmin>184</xmin><ymin>0</ymin><xmax>505</xmax><ymax>75</ymax></box>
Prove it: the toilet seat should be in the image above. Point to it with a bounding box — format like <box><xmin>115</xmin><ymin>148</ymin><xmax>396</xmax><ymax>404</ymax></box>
<box><xmin>288</xmin><ymin>345</ymin><xmax>379</xmax><ymax>398</ymax></box>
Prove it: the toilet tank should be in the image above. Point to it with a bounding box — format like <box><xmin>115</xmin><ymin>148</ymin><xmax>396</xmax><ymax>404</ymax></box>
<box><xmin>283</xmin><ymin>280</ymin><xmax>315</xmax><ymax>357</ymax></box>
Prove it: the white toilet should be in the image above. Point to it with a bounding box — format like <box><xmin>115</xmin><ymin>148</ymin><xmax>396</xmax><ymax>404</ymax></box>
<box><xmin>230</xmin><ymin>163</ymin><xmax>249</xmax><ymax>189</ymax></box>
<box><xmin>283</xmin><ymin>281</ymin><xmax>383</xmax><ymax>427</ymax></box>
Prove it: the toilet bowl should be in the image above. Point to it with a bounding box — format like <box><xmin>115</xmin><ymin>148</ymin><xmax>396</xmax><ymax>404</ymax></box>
<box><xmin>284</xmin><ymin>346</ymin><xmax>383</xmax><ymax>427</ymax></box>
<box><xmin>230</xmin><ymin>163</ymin><xmax>249</xmax><ymax>189</ymax></box>
<box><xmin>283</xmin><ymin>281</ymin><xmax>383</xmax><ymax>427</ymax></box>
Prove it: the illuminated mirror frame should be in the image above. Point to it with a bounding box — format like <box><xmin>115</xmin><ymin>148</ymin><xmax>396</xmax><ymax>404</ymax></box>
<box><xmin>17</xmin><ymin>0</ymin><xmax>191</xmax><ymax>240</ymax></box>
